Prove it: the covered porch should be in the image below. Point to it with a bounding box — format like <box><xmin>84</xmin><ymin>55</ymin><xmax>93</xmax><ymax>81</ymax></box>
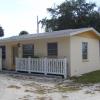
<box><xmin>0</xmin><ymin>36</ymin><xmax>70</xmax><ymax>78</ymax></box>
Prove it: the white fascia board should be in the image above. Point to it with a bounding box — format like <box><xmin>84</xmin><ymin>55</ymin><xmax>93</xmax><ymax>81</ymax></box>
<box><xmin>69</xmin><ymin>28</ymin><xmax>100</xmax><ymax>37</ymax></box>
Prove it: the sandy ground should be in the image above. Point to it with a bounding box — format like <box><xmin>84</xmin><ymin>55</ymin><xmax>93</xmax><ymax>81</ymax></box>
<box><xmin>0</xmin><ymin>72</ymin><xmax>100</xmax><ymax>100</ymax></box>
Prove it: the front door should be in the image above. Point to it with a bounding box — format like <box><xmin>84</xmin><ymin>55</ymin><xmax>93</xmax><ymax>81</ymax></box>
<box><xmin>12</xmin><ymin>46</ymin><xmax>18</xmax><ymax>70</ymax></box>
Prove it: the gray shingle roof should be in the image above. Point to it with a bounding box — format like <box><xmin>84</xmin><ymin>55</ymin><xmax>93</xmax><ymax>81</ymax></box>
<box><xmin>0</xmin><ymin>27</ymin><xmax>100</xmax><ymax>42</ymax></box>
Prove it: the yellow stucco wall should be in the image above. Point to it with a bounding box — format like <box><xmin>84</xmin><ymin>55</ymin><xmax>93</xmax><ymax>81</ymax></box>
<box><xmin>18</xmin><ymin>37</ymin><xmax>70</xmax><ymax>58</ymax></box>
<box><xmin>70</xmin><ymin>32</ymin><xmax>100</xmax><ymax>76</ymax></box>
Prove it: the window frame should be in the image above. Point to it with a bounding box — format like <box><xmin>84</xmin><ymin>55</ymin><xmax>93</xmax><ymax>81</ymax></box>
<box><xmin>22</xmin><ymin>44</ymin><xmax>34</xmax><ymax>58</ymax></box>
<box><xmin>47</xmin><ymin>42</ymin><xmax>58</xmax><ymax>57</ymax></box>
<box><xmin>82</xmin><ymin>42</ymin><xmax>88</xmax><ymax>60</ymax></box>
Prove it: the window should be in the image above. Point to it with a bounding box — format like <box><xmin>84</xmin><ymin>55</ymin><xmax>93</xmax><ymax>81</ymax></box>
<box><xmin>23</xmin><ymin>44</ymin><xmax>34</xmax><ymax>58</ymax></box>
<box><xmin>82</xmin><ymin>42</ymin><xmax>88</xmax><ymax>60</ymax></box>
<box><xmin>0</xmin><ymin>46</ymin><xmax>6</xmax><ymax>59</ymax></box>
<box><xmin>47</xmin><ymin>43</ymin><xmax>58</xmax><ymax>57</ymax></box>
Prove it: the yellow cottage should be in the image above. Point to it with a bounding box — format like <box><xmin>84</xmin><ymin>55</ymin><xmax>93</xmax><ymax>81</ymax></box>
<box><xmin>0</xmin><ymin>27</ymin><xmax>100</xmax><ymax>78</ymax></box>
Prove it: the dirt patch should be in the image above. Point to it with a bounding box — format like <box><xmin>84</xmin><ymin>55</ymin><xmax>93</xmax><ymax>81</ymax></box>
<box><xmin>23</xmin><ymin>82</ymin><xmax>54</xmax><ymax>94</ymax></box>
<box><xmin>55</xmin><ymin>85</ymin><xmax>81</xmax><ymax>92</ymax></box>
<box><xmin>23</xmin><ymin>82</ymin><xmax>41</xmax><ymax>88</ymax></box>
<box><xmin>84</xmin><ymin>90</ymin><xmax>95</xmax><ymax>94</ymax></box>
<box><xmin>7</xmin><ymin>85</ymin><xmax>21</xmax><ymax>89</ymax></box>
<box><xmin>25</xmin><ymin>89</ymin><xmax>34</xmax><ymax>93</ymax></box>
<box><xmin>35</xmin><ymin>96</ymin><xmax>52</xmax><ymax>100</ymax></box>
<box><xmin>19</xmin><ymin>95</ymin><xmax>32</xmax><ymax>100</ymax></box>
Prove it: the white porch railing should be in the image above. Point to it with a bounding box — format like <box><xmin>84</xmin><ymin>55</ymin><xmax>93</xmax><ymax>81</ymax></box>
<box><xmin>16</xmin><ymin>57</ymin><xmax>67</xmax><ymax>78</ymax></box>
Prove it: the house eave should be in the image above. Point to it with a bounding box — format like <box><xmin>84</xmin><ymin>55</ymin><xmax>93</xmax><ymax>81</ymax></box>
<box><xmin>0</xmin><ymin>27</ymin><xmax>100</xmax><ymax>43</ymax></box>
<box><xmin>70</xmin><ymin>28</ymin><xmax>100</xmax><ymax>37</ymax></box>
<box><xmin>0</xmin><ymin>33</ymin><xmax>70</xmax><ymax>43</ymax></box>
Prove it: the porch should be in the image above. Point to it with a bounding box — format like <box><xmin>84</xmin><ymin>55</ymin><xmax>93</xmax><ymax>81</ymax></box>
<box><xmin>15</xmin><ymin>57</ymin><xmax>68</xmax><ymax>78</ymax></box>
<box><xmin>0</xmin><ymin>36</ymin><xmax>70</xmax><ymax>78</ymax></box>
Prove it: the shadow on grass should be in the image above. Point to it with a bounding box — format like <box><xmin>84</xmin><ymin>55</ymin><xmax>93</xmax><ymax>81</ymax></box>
<box><xmin>71</xmin><ymin>70</ymin><xmax>100</xmax><ymax>84</ymax></box>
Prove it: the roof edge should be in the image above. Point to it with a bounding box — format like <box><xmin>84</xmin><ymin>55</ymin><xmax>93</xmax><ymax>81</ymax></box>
<box><xmin>70</xmin><ymin>28</ymin><xmax>100</xmax><ymax>37</ymax></box>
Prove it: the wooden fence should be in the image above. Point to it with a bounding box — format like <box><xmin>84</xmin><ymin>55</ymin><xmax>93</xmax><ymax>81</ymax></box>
<box><xmin>16</xmin><ymin>57</ymin><xmax>67</xmax><ymax>78</ymax></box>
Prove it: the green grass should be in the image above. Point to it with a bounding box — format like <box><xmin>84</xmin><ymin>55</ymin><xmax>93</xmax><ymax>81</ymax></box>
<box><xmin>71</xmin><ymin>70</ymin><xmax>100</xmax><ymax>84</ymax></box>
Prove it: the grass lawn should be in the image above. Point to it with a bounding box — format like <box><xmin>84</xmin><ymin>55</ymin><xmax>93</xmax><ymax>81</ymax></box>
<box><xmin>71</xmin><ymin>70</ymin><xmax>100</xmax><ymax>84</ymax></box>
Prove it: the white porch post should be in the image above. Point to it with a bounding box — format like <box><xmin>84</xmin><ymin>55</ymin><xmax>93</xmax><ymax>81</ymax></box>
<box><xmin>18</xmin><ymin>45</ymin><xmax>23</xmax><ymax>58</ymax></box>
<box><xmin>0</xmin><ymin>49</ymin><xmax>2</xmax><ymax>71</ymax></box>
<box><xmin>28</xmin><ymin>57</ymin><xmax>31</xmax><ymax>73</ymax></box>
<box><xmin>15</xmin><ymin>58</ymin><xmax>18</xmax><ymax>72</ymax></box>
<box><xmin>64</xmin><ymin>58</ymin><xmax>67</xmax><ymax>79</ymax></box>
<box><xmin>6</xmin><ymin>45</ymin><xmax>12</xmax><ymax>70</ymax></box>
<box><xmin>44</xmin><ymin>57</ymin><xmax>47</xmax><ymax>75</ymax></box>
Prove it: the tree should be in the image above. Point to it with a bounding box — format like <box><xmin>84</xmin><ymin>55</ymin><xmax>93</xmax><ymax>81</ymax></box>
<box><xmin>0</xmin><ymin>26</ymin><xmax>4</xmax><ymax>37</ymax></box>
<box><xmin>41</xmin><ymin>0</ymin><xmax>100</xmax><ymax>32</ymax></box>
<box><xmin>19</xmin><ymin>31</ymin><xmax>29</xmax><ymax>36</ymax></box>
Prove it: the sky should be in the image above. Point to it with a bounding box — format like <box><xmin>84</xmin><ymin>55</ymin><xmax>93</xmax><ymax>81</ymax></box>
<box><xmin>0</xmin><ymin>0</ymin><xmax>100</xmax><ymax>37</ymax></box>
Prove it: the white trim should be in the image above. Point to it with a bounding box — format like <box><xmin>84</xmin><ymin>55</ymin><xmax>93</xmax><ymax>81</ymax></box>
<box><xmin>70</xmin><ymin>28</ymin><xmax>100</xmax><ymax>36</ymax></box>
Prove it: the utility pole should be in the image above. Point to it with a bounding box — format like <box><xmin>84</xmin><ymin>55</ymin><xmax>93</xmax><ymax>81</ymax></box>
<box><xmin>37</xmin><ymin>16</ymin><xmax>39</xmax><ymax>33</ymax></box>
